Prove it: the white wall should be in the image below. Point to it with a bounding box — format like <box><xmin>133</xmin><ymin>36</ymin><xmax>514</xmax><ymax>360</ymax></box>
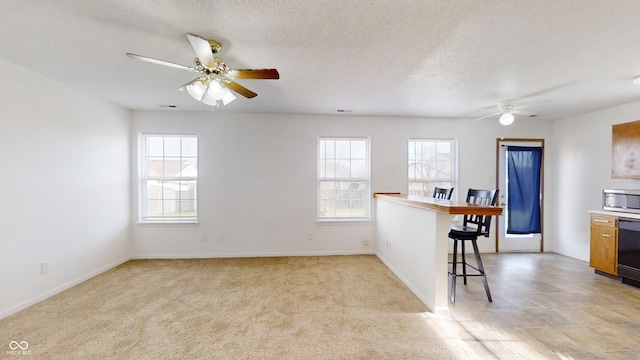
<box><xmin>552</xmin><ymin>100</ymin><xmax>640</xmax><ymax>261</ymax></box>
<box><xmin>131</xmin><ymin>111</ymin><xmax>553</xmax><ymax>257</ymax></box>
<box><xmin>0</xmin><ymin>59</ymin><xmax>131</xmax><ymax>317</ymax></box>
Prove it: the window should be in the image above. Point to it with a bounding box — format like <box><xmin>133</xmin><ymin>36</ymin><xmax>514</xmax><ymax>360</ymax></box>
<box><xmin>140</xmin><ymin>134</ymin><xmax>198</xmax><ymax>222</ymax></box>
<box><xmin>408</xmin><ymin>139</ymin><xmax>457</xmax><ymax>197</ymax></box>
<box><xmin>318</xmin><ymin>137</ymin><xmax>370</xmax><ymax>220</ymax></box>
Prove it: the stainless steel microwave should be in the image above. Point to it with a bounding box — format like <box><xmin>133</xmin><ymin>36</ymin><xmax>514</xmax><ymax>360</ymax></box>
<box><xmin>603</xmin><ymin>189</ymin><xmax>640</xmax><ymax>214</ymax></box>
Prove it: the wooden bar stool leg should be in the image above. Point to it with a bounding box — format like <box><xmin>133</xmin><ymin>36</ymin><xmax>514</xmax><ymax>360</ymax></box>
<box><xmin>471</xmin><ymin>239</ymin><xmax>492</xmax><ymax>302</ymax></box>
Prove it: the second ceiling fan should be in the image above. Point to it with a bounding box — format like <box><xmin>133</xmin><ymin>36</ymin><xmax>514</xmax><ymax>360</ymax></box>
<box><xmin>126</xmin><ymin>33</ymin><xmax>279</xmax><ymax>109</ymax></box>
<box><xmin>473</xmin><ymin>100</ymin><xmax>535</xmax><ymax>126</ymax></box>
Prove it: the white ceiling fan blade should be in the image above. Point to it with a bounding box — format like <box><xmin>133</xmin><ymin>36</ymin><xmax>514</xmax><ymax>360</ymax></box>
<box><xmin>513</xmin><ymin>110</ymin><xmax>537</xmax><ymax>117</ymax></box>
<box><xmin>187</xmin><ymin>33</ymin><xmax>215</xmax><ymax>68</ymax></box>
<box><xmin>126</xmin><ymin>53</ymin><xmax>198</xmax><ymax>72</ymax></box>
<box><xmin>472</xmin><ymin>112</ymin><xmax>501</xmax><ymax>122</ymax></box>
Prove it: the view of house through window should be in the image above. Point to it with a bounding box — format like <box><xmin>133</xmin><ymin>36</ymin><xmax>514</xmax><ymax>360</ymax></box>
<box><xmin>318</xmin><ymin>137</ymin><xmax>370</xmax><ymax>220</ymax></box>
<box><xmin>408</xmin><ymin>139</ymin><xmax>456</xmax><ymax>197</ymax></box>
<box><xmin>140</xmin><ymin>134</ymin><xmax>198</xmax><ymax>222</ymax></box>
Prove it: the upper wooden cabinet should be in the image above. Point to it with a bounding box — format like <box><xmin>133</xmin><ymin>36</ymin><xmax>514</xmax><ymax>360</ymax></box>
<box><xmin>589</xmin><ymin>214</ymin><xmax>618</xmax><ymax>275</ymax></box>
<box><xmin>612</xmin><ymin>120</ymin><xmax>640</xmax><ymax>178</ymax></box>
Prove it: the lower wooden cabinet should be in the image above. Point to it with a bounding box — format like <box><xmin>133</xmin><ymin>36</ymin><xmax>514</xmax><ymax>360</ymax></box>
<box><xmin>589</xmin><ymin>214</ymin><xmax>618</xmax><ymax>275</ymax></box>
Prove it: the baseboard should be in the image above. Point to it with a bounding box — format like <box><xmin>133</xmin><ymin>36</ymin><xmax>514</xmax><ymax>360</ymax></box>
<box><xmin>375</xmin><ymin>253</ymin><xmax>444</xmax><ymax>314</ymax></box>
<box><xmin>132</xmin><ymin>250</ymin><xmax>376</xmax><ymax>259</ymax></box>
<box><xmin>0</xmin><ymin>257</ymin><xmax>131</xmax><ymax>319</ymax></box>
<box><xmin>551</xmin><ymin>249</ymin><xmax>588</xmax><ymax>262</ymax></box>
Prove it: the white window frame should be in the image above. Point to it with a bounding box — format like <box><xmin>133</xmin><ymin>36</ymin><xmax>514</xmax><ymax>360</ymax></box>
<box><xmin>408</xmin><ymin>138</ymin><xmax>458</xmax><ymax>199</ymax></box>
<box><xmin>139</xmin><ymin>133</ymin><xmax>198</xmax><ymax>223</ymax></box>
<box><xmin>317</xmin><ymin>136</ymin><xmax>371</xmax><ymax>221</ymax></box>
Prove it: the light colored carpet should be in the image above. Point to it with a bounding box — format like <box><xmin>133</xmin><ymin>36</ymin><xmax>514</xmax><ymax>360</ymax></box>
<box><xmin>1</xmin><ymin>255</ymin><xmax>473</xmax><ymax>359</ymax></box>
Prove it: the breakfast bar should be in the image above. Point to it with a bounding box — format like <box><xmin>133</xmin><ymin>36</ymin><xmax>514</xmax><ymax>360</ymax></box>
<box><xmin>374</xmin><ymin>193</ymin><xmax>503</xmax><ymax>314</ymax></box>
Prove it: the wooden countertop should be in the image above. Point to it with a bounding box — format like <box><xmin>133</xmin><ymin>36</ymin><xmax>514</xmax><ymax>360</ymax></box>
<box><xmin>374</xmin><ymin>193</ymin><xmax>503</xmax><ymax>216</ymax></box>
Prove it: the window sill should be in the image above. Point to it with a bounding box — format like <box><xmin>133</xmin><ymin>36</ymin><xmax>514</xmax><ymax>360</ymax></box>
<box><xmin>137</xmin><ymin>220</ymin><xmax>199</xmax><ymax>226</ymax></box>
<box><xmin>317</xmin><ymin>218</ymin><xmax>372</xmax><ymax>225</ymax></box>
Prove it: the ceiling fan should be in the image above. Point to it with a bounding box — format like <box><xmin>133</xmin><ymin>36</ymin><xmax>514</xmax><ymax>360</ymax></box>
<box><xmin>126</xmin><ymin>33</ymin><xmax>279</xmax><ymax>110</ymax></box>
<box><xmin>472</xmin><ymin>100</ymin><xmax>535</xmax><ymax>126</ymax></box>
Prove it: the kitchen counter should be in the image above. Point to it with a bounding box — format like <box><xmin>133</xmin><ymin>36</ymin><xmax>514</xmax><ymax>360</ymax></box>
<box><xmin>589</xmin><ymin>210</ymin><xmax>640</xmax><ymax>220</ymax></box>
<box><xmin>374</xmin><ymin>193</ymin><xmax>502</xmax><ymax>314</ymax></box>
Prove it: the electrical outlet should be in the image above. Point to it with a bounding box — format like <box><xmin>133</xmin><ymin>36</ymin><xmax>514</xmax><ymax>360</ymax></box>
<box><xmin>41</xmin><ymin>261</ymin><xmax>49</xmax><ymax>274</ymax></box>
<box><xmin>308</xmin><ymin>233</ymin><xmax>313</xmax><ymax>240</ymax></box>
<box><xmin>362</xmin><ymin>239</ymin><xmax>369</xmax><ymax>246</ymax></box>
<box><xmin>386</xmin><ymin>240</ymin><xmax>391</xmax><ymax>249</ymax></box>
<box><xmin>202</xmin><ymin>234</ymin><xmax>208</xmax><ymax>242</ymax></box>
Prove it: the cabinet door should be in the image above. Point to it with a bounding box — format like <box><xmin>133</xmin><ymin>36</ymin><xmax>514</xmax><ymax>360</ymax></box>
<box><xmin>589</xmin><ymin>226</ymin><xmax>617</xmax><ymax>275</ymax></box>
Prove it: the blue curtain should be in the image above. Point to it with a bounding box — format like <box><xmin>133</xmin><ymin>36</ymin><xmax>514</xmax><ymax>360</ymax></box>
<box><xmin>507</xmin><ymin>146</ymin><xmax>542</xmax><ymax>234</ymax></box>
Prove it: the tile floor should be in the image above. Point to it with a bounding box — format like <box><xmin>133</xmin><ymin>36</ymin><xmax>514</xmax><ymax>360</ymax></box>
<box><xmin>444</xmin><ymin>252</ymin><xmax>640</xmax><ymax>359</ymax></box>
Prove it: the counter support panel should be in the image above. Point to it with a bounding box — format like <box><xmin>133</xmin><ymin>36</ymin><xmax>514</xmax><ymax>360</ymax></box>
<box><xmin>374</xmin><ymin>194</ymin><xmax>502</xmax><ymax>314</ymax></box>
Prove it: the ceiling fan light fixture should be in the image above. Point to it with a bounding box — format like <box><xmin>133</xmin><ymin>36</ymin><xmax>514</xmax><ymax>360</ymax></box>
<box><xmin>201</xmin><ymin>91</ymin><xmax>217</xmax><ymax>106</ymax></box>
<box><xmin>206</xmin><ymin>80</ymin><xmax>226</xmax><ymax>100</ymax></box>
<box><xmin>499</xmin><ymin>112</ymin><xmax>515</xmax><ymax>126</ymax></box>
<box><xmin>201</xmin><ymin>81</ymin><xmax>236</xmax><ymax>107</ymax></box>
<box><xmin>222</xmin><ymin>90</ymin><xmax>236</xmax><ymax>105</ymax></box>
<box><xmin>185</xmin><ymin>79</ymin><xmax>207</xmax><ymax>101</ymax></box>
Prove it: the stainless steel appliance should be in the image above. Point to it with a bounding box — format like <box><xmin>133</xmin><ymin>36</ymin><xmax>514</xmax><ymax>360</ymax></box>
<box><xmin>603</xmin><ymin>189</ymin><xmax>640</xmax><ymax>214</ymax></box>
<box><xmin>602</xmin><ymin>189</ymin><xmax>640</xmax><ymax>287</ymax></box>
<box><xmin>618</xmin><ymin>218</ymin><xmax>640</xmax><ymax>287</ymax></box>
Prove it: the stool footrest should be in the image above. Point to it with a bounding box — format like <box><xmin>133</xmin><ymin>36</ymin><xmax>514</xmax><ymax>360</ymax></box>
<box><xmin>449</xmin><ymin>272</ymin><xmax>485</xmax><ymax>277</ymax></box>
<box><xmin>448</xmin><ymin>262</ymin><xmax>483</xmax><ymax>275</ymax></box>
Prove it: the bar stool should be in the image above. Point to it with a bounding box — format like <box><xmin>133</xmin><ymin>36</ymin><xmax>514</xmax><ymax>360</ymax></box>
<box><xmin>433</xmin><ymin>187</ymin><xmax>453</xmax><ymax>200</ymax></box>
<box><xmin>448</xmin><ymin>188</ymin><xmax>499</xmax><ymax>302</ymax></box>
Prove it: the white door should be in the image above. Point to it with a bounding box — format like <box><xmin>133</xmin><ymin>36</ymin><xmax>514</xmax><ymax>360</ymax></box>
<box><xmin>496</xmin><ymin>139</ymin><xmax>543</xmax><ymax>252</ymax></box>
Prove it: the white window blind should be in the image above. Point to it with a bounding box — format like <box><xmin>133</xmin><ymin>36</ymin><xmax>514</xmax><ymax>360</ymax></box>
<box><xmin>408</xmin><ymin>139</ymin><xmax>457</xmax><ymax>198</ymax></box>
<box><xmin>318</xmin><ymin>137</ymin><xmax>370</xmax><ymax>220</ymax></box>
<box><xmin>140</xmin><ymin>134</ymin><xmax>198</xmax><ymax>222</ymax></box>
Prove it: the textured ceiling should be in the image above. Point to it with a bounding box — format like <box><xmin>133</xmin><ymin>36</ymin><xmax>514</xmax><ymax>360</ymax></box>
<box><xmin>2</xmin><ymin>0</ymin><xmax>640</xmax><ymax>122</ymax></box>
